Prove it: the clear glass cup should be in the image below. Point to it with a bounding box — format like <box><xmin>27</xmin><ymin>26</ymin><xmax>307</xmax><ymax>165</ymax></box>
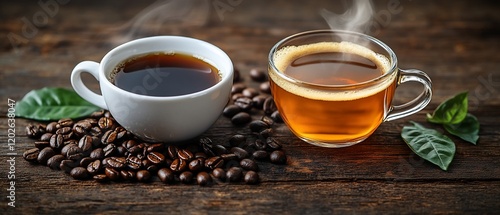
<box><xmin>268</xmin><ymin>30</ymin><xmax>432</xmax><ymax>148</ymax></box>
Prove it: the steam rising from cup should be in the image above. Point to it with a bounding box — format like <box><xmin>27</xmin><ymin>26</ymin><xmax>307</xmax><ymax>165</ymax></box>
<box><xmin>320</xmin><ymin>0</ymin><xmax>374</xmax><ymax>34</ymax></box>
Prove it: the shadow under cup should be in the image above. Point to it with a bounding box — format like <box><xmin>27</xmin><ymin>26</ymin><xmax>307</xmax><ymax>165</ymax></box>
<box><xmin>268</xmin><ymin>30</ymin><xmax>432</xmax><ymax>148</ymax></box>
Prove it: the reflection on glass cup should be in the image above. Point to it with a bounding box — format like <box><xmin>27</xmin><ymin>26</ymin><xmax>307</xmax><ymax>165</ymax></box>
<box><xmin>268</xmin><ymin>30</ymin><xmax>432</xmax><ymax>148</ymax></box>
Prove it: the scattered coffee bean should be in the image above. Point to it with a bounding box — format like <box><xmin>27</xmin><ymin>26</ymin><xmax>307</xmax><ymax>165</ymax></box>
<box><xmin>244</xmin><ymin>171</ymin><xmax>260</xmax><ymax>184</ymax></box>
<box><xmin>229</xmin><ymin>134</ymin><xmax>246</xmax><ymax>147</ymax></box>
<box><xmin>189</xmin><ymin>158</ymin><xmax>204</xmax><ymax>172</ymax></box>
<box><xmin>49</xmin><ymin>134</ymin><xmax>64</xmax><ymax>150</ymax></box>
<box><xmin>107</xmin><ymin>157</ymin><xmax>126</xmax><ymax>169</ymax></box>
<box><xmin>170</xmin><ymin>158</ymin><xmax>188</xmax><ymax>172</ymax></box>
<box><xmin>45</xmin><ymin>122</ymin><xmax>60</xmax><ymax>133</ymax></box>
<box><xmin>147</xmin><ymin>151</ymin><xmax>166</xmax><ymax>164</ymax></box>
<box><xmin>263</xmin><ymin>97</ymin><xmax>277</xmax><ymax>115</ymax></box>
<box><xmin>252</xmin><ymin>150</ymin><xmax>269</xmax><ymax>160</ymax></box>
<box><xmin>270</xmin><ymin>150</ymin><xmax>287</xmax><ymax>164</ymax></box>
<box><xmin>79</xmin><ymin>157</ymin><xmax>95</xmax><ymax>168</ymax></box>
<box><xmin>234</xmin><ymin>97</ymin><xmax>253</xmax><ymax>112</ymax></box>
<box><xmin>223</xmin><ymin>105</ymin><xmax>242</xmax><ymax>118</ymax></box>
<box><xmin>98</xmin><ymin>117</ymin><xmax>114</xmax><ymax>130</ymax></box>
<box><xmin>249</xmin><ymin>68</ymin><xmax>267</xmax><ymax>82</ymax></box>
<box><xmin>47</xmin><ymin>154</ymin><xmax>65</xmax><ymax>170</ymax></box>
<box><xmin>240</xmin><ymin>158</ymin><xmax>259</xmax><ymax>171</ymax></box>
<box><xmin>87</xmin><ymin>160</ymin><xmax>102</xmax><ymax>175</ymax></box>
<box><xmin>252</xmin><ymin>95</ymin><xmax>268</xmax><ymax>109</ymax></box>
<box><xmin>211</xmin><ymin>168</ymin><xmax>226</xmax><ymax>181</ymax></box>
<box><xmin>167</xmin><ymin>145</ymin><xmax>179</xmax><ymax>160</ymax></box>
<box><xmin>231</xmin><ymin>83</ymin><xmax>246</xmax><ymax>94</ymax></box>
<box><xmin>60</xmin><ymin>159</ymin><xmax>78</xmax><ymax>174</ymax></box>
<box><xmin>178</xmin><ymin>148</ymin><xmax>194</xmax><ymax>161</ymax></box>
<box><xmin>242</xmin><ymin>88</ymin><xmax>259</xmax><ymax>98</ymax></box>
<box><xmin>266</xmin><ymin>137</ymin><xmax>282</xmax><ymax>150</ymax></box>
<box><xmin>90</xmin><ymin>148</ymin><xmax>105</xmax><ymax>160</ymax></box>
<box><xmin>196</xmin><ymin>171</ymin><xmax>212</xmax><ymax>186</ymax></box>
<box><xmin>249</xmin><ymin>120</ymin><xmax>270</xmax><ymax>133</ymax></box>
<box><xmin>259</xmin><ymin>82</ymin><xmax>271</xmax><ymax>94</ymax></box>
<box><xmin>205</xmin><ymin>156</ymin><xmax>224</xmax><ymax>169</ymax></box>
<box><xmin>270</xmin><ymin>110</ymin><xmax>283</xmax><ymax>123</ymax></box>
<box><xmin>37</xmin><ymin>147</ymin><xmax>56</xmax><ymax>165</ymax></box>
<box><xmin>179</xmin><ymin>171</ymin><xmax>194</xmax><ymax>184</ymax></box>
<box><xmin>104</xmin><ymin>167</ymin><xmax>120</xmax><ymax>181</ymax></box>
<box><xmin>58</xmin><ymin>118</ymin><xmax>74</xmax><ymax>127</ymax></box>
<box><xmin>158</xmin><ymin>168</ymin><xmax>175</xmax><ymax>184</ymax></box>
<box><xmin>226</xmin><ymin>167</ymin><xmax>243</xmax><ymax>182</ymax></box>
<box><xmin>93</xmin><ymin>174</ymin><xmax>108</xmax><ymax>183</ymax></box>
<box><xmin>40</xmin><ymin>133</ymin><xmax>53</xmax><ymax>142</ymax></box>
<box><xmin>231</xmin><ymin>112</ymin><xmax>251</xmax><ymax>125</ymax></box>
<box><xmin>70</xmin><ymin>167</ymin><xmax>90</xmax><ymax>180</ymax></box>
<box><xmin>120</xmin><ymin>170</ymin><xmax>136</xmax><ymax>181</ymax></box>
<box><xmin>136</xmin><ymin>170</ymin><xmax>151</xmax><ymax>182</ymax></box>
<box><xmin>230</xmin><ymin>147</ymin><xmax>249</xmax><ymax>160</ymax></box>
<box><xmin>23</xmin><ymin>148</ymin><xmax>40</xmax><ymax>162</ymax></box>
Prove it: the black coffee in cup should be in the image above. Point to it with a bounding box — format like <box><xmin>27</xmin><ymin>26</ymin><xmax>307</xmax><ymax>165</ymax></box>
<box><xmin>111</xmin><ymin>52</ymin><xmax>220</xmax><ymax>97</ymax></box>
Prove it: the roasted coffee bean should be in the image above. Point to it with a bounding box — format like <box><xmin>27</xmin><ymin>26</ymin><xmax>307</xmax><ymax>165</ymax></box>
<box><xmin>220</xmin><ymin>153</ymin><xmax>238</xmax><ymax>161</ymax></box>
<box><xmin>254</xmin><ymin>139</ymin><xmax>267</xmax><ymax>150</ymax></box>
<box><xmin>136</xmin><ymin>170</ymin><xmax>151</xmax><ymax>182</ymax></box>
<box><xmin>167</xmin><ymin>145</ymin><xmax>179</xmax><ymax>160</ymax></box>
<box><xmin>259</xmin><ymin>128</ymin><xmax>273</xmax><ymax>138</ymax></box>
<box><xmin>249</xmin><ymin>120</ymin><xmax>270</xmax><ymax>133</ymax></box>
<box><xmin>87</xmin><ymin>160</ymin><xmax>102</xmax><ymax>175</ymax></box>
<box><xmin>64</xmin><ymin>144</ymin><xmax>82</xmax><ymax>160</ymax></box>
<box><xmin>252</xmin><ymin>150</ymin><xmax>269</xmax><ymax>160</ymax></box>
<box><xmin>249</xmin><ymin>68</ymin><xmax>267</xmax><ymax>82</ymax></box>
<box><xmin>58</xmin><ymin>118</ymin><xmax>74</xmax><ymax>127</ymax></box>
<box><xmin>49</xmin><ymin>134</ymin><xmax>64</xmax><ymax>150</ymax></box>
<box><xmin>195</xmin><ymin>152</ymin><xmax>208</xmax><ymax>159</ymax></box>
<box><xmin>226</xmin><ymin>167</ymin><xmax>243</xmax><ymax>182</ymax></box>
<box><xmin>229</xmin><ymin>134</ymin><xmax>246</xmax><ymax>147</ymax></box>
<box><xmin>37</xmin><ymin>147</ymin><xmax>55</xmax><ymax>165</ymax></box>
<box><xmin>231</xmin><ymin>93</ymin><xmax>245</xmax><ymax>101</ymax></box>
<box><xmin>261</xmin><ymin>115</ymin><xmax>274</xmax><ymax>126</ymax></box>
<box><xmin>101</xmin><ymin>130</ymin><xmax>117</xmax><ymax>144</ymax></box>
<box><xmin>242</xmin><ymin>88</ymin><xmax>259</xmax><ymax>98</ymax></box>
<box><xmin>147</xmin><ymin>151</ymin><xmax>166</xmax><ymax>164</ymax></box>
<box><xmin>196</xmin><ymin>171</ymin><xmax>212</xmax><ymax>186</ymax></box>
<box><xmin>26</xmin><ymin>124</ymin><xmax>43</xmax><ymax>138</ymax></box>
<box><xmin>147</xmin><ymin>164</ymin><xmax>159</xmax><ymax>173</ymax></box>
<box><xmin>178</xmin><ymin>148</ymin><xmax>194</xmax><ymax>161</ymax></box>
<box><xmin>180</xmin><ymin>171</ymin><xmax>194</xmax><ymax>184</ymax></box>
<box><xmin>45</xmin><ymin>122</ymin><xmax>60</xmax><ymax>134</ymax></box>
<box><xmin>103</xmin><ymin>143</ymin><xmax>117</xmax><ymax>157</ymax></box>
<box><xmin>90</xmin><ymin>110</ymin><xmax>105</xmax><ymax>118</ymax></box>
<box><xmin>23</xmin><ymin>148</ymin><xmax>40</xmax><ymax>162</ymax></box>
<box><xmin>240</xmin><ymin>158</ymin><xmax>259</xmax><ymax>171</ymax></box>
<box><xmin>157</xmin><ymin>168</ymin><xmax>175</xmax><ymax>184</ymax></box>
<box><xmin>263</xmin><ymin>97</ymin><xmax>277</xmax><ymax>115</ymax></box>
<box><xmin>126</xmin><ymin>156</ymin><xmax>142</xmax><ymax>170</ymax></box>
<box><xmin>34</xmin><ymin>141</ymin><xmax>50</xmax><ymax>149</ymax></box>
<box><xmin>105</xmin><ymin>167</ymin><xmax>120</xmax><ymax>181</ymax></box>
<box><xmin>98</xmin><ymin>117</ymin><xmax>114</xmax><ymax>130</ymax></box>
<box><xmin>128</xmin><ymin>144</ymin><xmax>143</xmax><ymax>155</ymax></box>
<box><xmin>260</xmin><ymin>82</ymin><xmax>271</xmax><ymax>94</ymax></box>
<box><xmin>73</xmin><ymin>120</ymin><xmax>92</xmax><ymax>136</ymax></box>
<box><xmin>212</xmin><ymin>145</ymin><xmax>228</xmax><ymax>155</ymax></box>
<box><xmin>56</xmin><ymin>127</ymin><xmax>72</xmax><ymax>135</ymax></box>
<box><xmin>252</xmin><ymin>95</ymin><xmax>268</xmax><ymax>109</ymax></box>
<box><xmin>234</xmin><ymin>97</ymin><xmax>253</xmax><ymax>111</ymax></box>
<box><xmin>266</xmin><ymin>137</ymin><xmax>283</xmax><ymax>150</ymax></box>
<box><xmin>107</xmin><ymin>157</ymin><xmax>126</xmax><ymax>169</ymax></box>
<box><xmin>188</xmin><ymin>158</ymin><xmax>204</xmax><ymax>172</ymax></box>
<box><xmin>201</xmin><ymin>144</ymin><xmax>215</xmax><ymax>157</ymax></box>
<box><xmin>93</xmin><ymin>174</ymin><xmax>109</xmax><ymax>183</ymax></box>
<box><xmin>89</xmin><ymin>126</ymin><xmax>102</xmax><ymax>137</ymax></box>
<box><xmin>60</xmin><ymin>159</ymin><xmax>79</xmax><ymax>174</ymax></box>
<box><xmin>230</xmin><ymin>147</ymin><xmax>249</xmax><ymax>159</ymax></box>
<box><xmin>231</xmin><ymin>83</ymin><xmax>246</xmax><ymax>94</ymax></box>
<box><xmin>80</xmin><ymin>157</ymin><xmax>95</xmax><ymax>168</ymax></box>
<box><xmin>116</xmin><ymin>146</ymin><xmax>127</xmax><ymax>156</ymax></box>
<box><xmin>70</xmin><ymin>167</ymin><xmax>90</xmax><ymax>180</ymax></box>
<box><xmin>270</xmin><ymin>150</ymin><xmax>287</xmax><ymax>164</ymax></box>
<box><xmin>122</xmin><ymin>139</ymin><xmax>138</xmax><ymax>150</ymax></box>
<box><xmin>205</xmin><ymin>156</ymin><xmax>224</xmax><ymax>169</ymax></box>
<box><xmin>146</xmin><ymin>143</ymin><xmax>164</xmax><ymax>153</ymax></box>
<box><xmin>47</xmin><ymin>154</ymin><xmax>65</xmax><ymax>170</ymax></box>
<box><xmin>120</xmin><ymin>170</ymin><xmax>136</xmax><ymax>181</ymax></box>
<box><xmin>222</xmin><ymin>104</ymin><xmax>242</xmax><ymax>118</ymax></box>
<box><xmin>211</xmin><ymin>168</ymin><xmax>226</xmax><ymax>181</ymax></box>
<box><xmin>90</xmin><ymin>148</ymin><xmax>105</xmax><ymax>160</ymax></box>
<box><xmin>40</xmin><ymin>133</ymin><xmax>53</xmax><ymax>141</ymax></box>
<box><xmin>78</xmin><ymin>135</ymin><xmax>93</xmax><ymax>154</ymax></box>
<box><xmin>244</xmin><ymin>171</ymin><xmax>260</xmax><ymax>184</ymax></box>
<box><xmin>114</xmin><ymin>126</ymin><xmax>129</xmax><ymax>140</ymax></box>
<box><xmin>170</xmin><ymin>158</ymin><xmax>188</xmax><ymax>172</ymax></box>
<box><xmin>231</xmin><ymin>112</ymin><xmax>251</xmax><ymax>125</ymax></box>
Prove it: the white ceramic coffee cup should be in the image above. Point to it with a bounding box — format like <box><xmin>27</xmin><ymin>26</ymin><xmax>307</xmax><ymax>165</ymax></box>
<box><xmin>71</xmin><ymin>36</ymin><xmax>233</xmax><ymax>142</ymax></box>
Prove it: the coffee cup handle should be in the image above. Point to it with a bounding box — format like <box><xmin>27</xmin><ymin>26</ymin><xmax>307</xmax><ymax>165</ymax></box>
<box><xmin>385</xmin><ymin>68</ymin><xmax>433</xmax><ymax>121</ymax></box>
<box><xmin>70</xmin><ymin>61</ymin><xmax>108</xmax><ymax>110</ymax></box>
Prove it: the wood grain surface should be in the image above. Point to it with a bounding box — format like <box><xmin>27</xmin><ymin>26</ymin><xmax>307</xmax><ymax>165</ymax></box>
<box><xmin>1</xmin><ymin>0</ymin><xmax>500</xmax><ymax>214</ymax></box>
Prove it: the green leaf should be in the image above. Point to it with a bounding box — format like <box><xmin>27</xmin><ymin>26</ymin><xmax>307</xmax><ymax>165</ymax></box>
<box><xmin>444</xmin><ymin>113</ymin><xmax>480</xmax><ymax>145</ymax></box>
<box><xmin>427</xmin><ymin>92</ymin><xmax>468</xmax><ymax>124</ymax></box>
<box><xmin>15</xmin><ymin>87</ymin><xmax>101</xmax><ymax>120</ymax></box>
<box><xmin>401</xmin><ymin>122</ymin><xmax>456</xmax><ymax>171</ymax></box>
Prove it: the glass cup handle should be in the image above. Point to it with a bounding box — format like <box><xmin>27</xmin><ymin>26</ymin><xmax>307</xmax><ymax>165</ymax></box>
<box><xmin>385</xmin><ymin>69</ymin><xmax>433</xmax><ymax>121</ymax></box>
<box><xmin>70</xmin><ymin>61</ymin><xmax>108</xmax><ymax>110</ymax></box>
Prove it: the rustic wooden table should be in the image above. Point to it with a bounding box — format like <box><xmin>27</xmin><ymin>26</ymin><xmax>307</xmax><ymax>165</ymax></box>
<box><xmin>1</xmin><ymin>0</ymin><xmax>499</xmax><ymax>214</ymax></box>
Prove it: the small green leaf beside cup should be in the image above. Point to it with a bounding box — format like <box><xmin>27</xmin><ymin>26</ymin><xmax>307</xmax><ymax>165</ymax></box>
<box><xmin>15</xmin><ymin>87</ymin><xmax>101</xmax><ymax>121</ymax></box>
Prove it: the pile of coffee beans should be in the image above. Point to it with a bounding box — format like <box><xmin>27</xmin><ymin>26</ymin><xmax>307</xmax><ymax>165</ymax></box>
<box><xmin>23</xmin><ymin>67</ymin><xmax>288</xmax><ymax>186</ymax></box>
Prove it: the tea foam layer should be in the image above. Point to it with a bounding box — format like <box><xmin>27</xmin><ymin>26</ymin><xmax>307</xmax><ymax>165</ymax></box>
<box><xmin>270</xmin><ymin>41</ymin><xmax>394</xmax><ymax>101</ymax></box>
